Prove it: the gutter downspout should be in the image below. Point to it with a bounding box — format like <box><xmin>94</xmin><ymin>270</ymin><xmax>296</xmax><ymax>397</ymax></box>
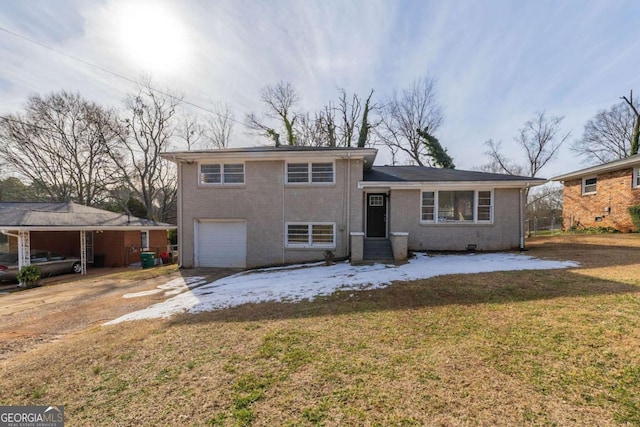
<box><xmin>519</xmin><ymin>187</ymin><xmax>526</xmax><ymax>250</ymax></box>
<box><xmin>177</xmin><ymin>162</ymin><xmax>184</xmax><ymax>267</ymax></box>
<box><xmin>0</xmin><ymin>229</ymin><xmax>18</xmax><ymax>239</ymax></box>
<box><xmin>346</xmin><ymin>152</ymin><xmax>351</xmax><ymax>256</ymax></box>
<box><xmin>282</xmin><ymin>161</ymin><xmax>286</xmax><ymax>265</ymax></box>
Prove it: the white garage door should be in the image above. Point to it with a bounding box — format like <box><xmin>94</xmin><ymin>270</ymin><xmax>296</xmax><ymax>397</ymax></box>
<box><xmin>196</xmin><ymin>221</ymin><xmax>247</xmax><ymax>268</ymax></box>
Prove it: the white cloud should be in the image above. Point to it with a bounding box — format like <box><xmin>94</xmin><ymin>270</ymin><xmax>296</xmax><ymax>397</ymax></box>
<box><xmin>1</xmin><ymin>0</ymin><xmax>639</xmax><ymax>174</ymax></box>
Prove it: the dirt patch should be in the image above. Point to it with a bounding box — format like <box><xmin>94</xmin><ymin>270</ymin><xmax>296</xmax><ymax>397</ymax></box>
<box><xmin>0</xmin><ymin>266</ymin><xmax>236</xmax><ymax>360</ymax></box>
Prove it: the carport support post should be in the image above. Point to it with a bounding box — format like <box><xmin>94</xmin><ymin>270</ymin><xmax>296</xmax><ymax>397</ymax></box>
<box><xmin>80</xmin><ymin>230</ymin><xmax>87</xmax><ymax>275</ymax></box>
<box><xmin>18</xmin><ymin>230</ymin><xmax>31</xmax><ymax>271</ymax></box>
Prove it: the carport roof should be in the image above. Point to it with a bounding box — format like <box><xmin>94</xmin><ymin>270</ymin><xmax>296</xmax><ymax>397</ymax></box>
<box><xmin>0</xmin><ymin>202</ymin><xmax>175</xmax><ymax>231</ymax></box>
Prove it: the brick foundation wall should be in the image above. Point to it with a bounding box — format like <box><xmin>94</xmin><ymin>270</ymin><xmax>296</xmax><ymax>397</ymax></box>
<box><xmin>563</xmin><ymin>167</ymin><xmax>640</xmax><ymax>232</ymax></box>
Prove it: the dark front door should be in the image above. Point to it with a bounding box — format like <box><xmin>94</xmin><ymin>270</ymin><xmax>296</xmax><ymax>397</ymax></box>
<box><xmin>366</xmin><ymin>193</ymin><xmax>387</xmax><ymax>237</ymax></box>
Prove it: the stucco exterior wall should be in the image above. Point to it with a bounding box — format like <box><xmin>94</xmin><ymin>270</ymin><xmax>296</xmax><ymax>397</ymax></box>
<box><xmin>387</xmin><ymin>188</ymin><xmax>522</xmax><ymax>251</ymax></box>
<box><xmin>179</xmin><ymin>158</ymin><xmax>365</xmax><ymax>268</ymax></box>
<box><xmin>562</xmin><ymin>168</ymin><xmax>640</xmax><ymax>232</ymax></box>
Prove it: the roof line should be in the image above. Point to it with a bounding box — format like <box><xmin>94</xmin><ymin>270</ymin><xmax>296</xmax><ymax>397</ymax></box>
<box><xmin>551</xmin><ymin>155</ymin><xmax>640</xmax><ymax>181</ymax></box>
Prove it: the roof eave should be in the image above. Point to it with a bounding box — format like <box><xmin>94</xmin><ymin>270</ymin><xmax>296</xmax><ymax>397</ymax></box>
<box><xmin>160</xmin><ymin>148</ymin><xmax>378</xmax><ymax>167</ymax></box>
<box><xmin>0</xmin><ymin>225</ymin><xmax>176</xmax><ymax>232</ymax></box>
<box><xmin>551</xmin><ymin>156</ymin><xmax>640</xmax><ymax>181</ymax></box>
<box><xmin>358</xmin><ymin>180</ymin><xmax>546</xmax><ymax>190</ymax></box>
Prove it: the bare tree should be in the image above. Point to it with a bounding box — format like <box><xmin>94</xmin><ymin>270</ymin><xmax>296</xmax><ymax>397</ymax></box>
<box><xmin>203</xmin><ymin>102</ymin><xmax>234</xmax><ymax>149</ymax></box>
<box><xmin>318</xmin><ymin>104</ymin><xmax>337</xmax><ymax>147</ymax></box>
<box><xmin>0</xmin><ymin>91</ymin><xmax>120</xmax><ymax>205</ymax></box>
<box><xmin>528</xmin><ymin>183</ymin><xmax>563</xmax><ymax>211</ymax></box>
<box><xmin>571</xmin><ymin>97</ymin><xmax>639</xmax><ymax>164</ymax></box>
<box><xmin>112</xmin><ymin>79</ymin><xmax>181</xmax><ymax>221</ymax></box>
<box><xmin>176</xmin><ymin>113</ymin><xmax>204</xmax><ymax>151</ymax></box>
<box><xmin>336</xmin><ymin>88</ymin><xmax>361</xmax><ymax>147</ymax></box>
<box><xmin>245</xmin><ymin>81</ymin><xmax>300</xmax><ymax>145</ymax></box>
<box><xmin>295</xmin><ymin>112</ymin><xmax>327</xmax><ymax>147</ymax></box>
<box><xmin>484</xmin><ymin>112</ymin><xmax>569</xmax><ymax>177</ymax></box>
<box><xmin>375</xmin><ymin>77</ymin><xmax>444</xmax><ymax>165</ymax></box>
<box><xmin>526</xmin><ymin>182</ymin><xmax>563</xmax><ymax>232</ymax></box>
<box><xmin>317</xmin><ymin>88</ymin><xmax>376</xmax><ymax>148</ymax></box>
<box><xmin>477</xmin><ymin>140</ymin><xmax>524</xmax><ymax>175</ymax></box>
<box><xmin>621</xmin><ymin>90</ymin><xmax>640</xmax><ymax>156</ymax></box>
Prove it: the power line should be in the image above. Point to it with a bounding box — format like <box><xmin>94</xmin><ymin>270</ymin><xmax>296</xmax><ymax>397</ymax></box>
<box><xmin>0</xmin><ymin>26</ymin><xmax>246</xmax><ymax>126</ymax></box>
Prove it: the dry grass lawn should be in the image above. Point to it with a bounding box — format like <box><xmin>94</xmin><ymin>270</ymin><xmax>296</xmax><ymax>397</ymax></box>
<box><xmin>1</xmin><ymin>234</ymin><xmax>640</xmax><ymax>426</ymax></box>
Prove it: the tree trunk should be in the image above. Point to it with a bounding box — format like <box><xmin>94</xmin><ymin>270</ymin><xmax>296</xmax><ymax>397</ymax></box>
<box><xmin>621</xmin><ymin>90</ymin><xmax>640</xmax><ymax>155</ymax></box>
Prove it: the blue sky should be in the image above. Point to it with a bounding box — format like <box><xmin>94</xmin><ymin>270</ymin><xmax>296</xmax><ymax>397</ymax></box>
<box><xmin>1</xmin><ymin>0</ymin><xmax>639</xmax><ymax>177</ymax></box>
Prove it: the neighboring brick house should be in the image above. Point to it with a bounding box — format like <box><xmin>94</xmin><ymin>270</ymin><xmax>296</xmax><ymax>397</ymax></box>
<box><xmin>0</xmin><ymin>202</ymin><xmax>175</xmax><ymax>273</ymax></box>
<box><xmin>161</xmin><ymin>146</ymin><xmax>545</xmax><ymax>269</ymax></box>
<box><xmin>552</xmin><ymin>155</ymin><xmax>640</xmax><ymax>232</ymax></box>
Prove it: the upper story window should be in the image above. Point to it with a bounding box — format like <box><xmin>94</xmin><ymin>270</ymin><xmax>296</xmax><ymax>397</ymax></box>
<box><xmin>421</xmin><ymin>190</ymin><xmax>493</xmax><ymax>223</ymax></box>
<box><xmin>634</xmin><ymin>168</ymin><xmax>640</xmax><ymax>188</ymax></box>
<box><xmin>582</xmin><ymin>177</ymin><xmax>597</xmax><ymax>194</ymax></box>
<box><xmin>286</xmin><ymin>162</ymin><xmax>334</xmax><ymax>184</ymax></box>
<box><xmin>200</xmin><ymin>163</ymin><xmax>244</xmax><ymax>185</ymax></box>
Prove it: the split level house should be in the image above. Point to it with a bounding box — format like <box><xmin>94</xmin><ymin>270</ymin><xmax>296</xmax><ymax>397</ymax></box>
<box><xmin>161</xmin><ymin>146</ymin><xmax>545</xmax><ymax>269</ymax></box>
<box><xmin>552</xmin><ymin>154</ymin><xmax>640</xmax><ymax>232</ymax></box>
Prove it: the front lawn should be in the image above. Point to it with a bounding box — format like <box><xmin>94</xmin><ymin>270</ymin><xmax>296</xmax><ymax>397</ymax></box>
<box><xmin>1</xmin><ymin>234</ymin><xmax>639</xmax><ymax>426</ymax></box>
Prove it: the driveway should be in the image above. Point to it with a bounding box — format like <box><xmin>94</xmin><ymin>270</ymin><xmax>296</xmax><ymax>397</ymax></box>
<box><xmin>0</xmin><ymin>267</ymin><xmax>236</xmax><ymax>360</ymax></box>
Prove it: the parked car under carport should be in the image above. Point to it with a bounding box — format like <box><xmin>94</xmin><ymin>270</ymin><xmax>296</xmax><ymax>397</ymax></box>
<box><xmin>0</xmin><ymin>251</ymin><xmax>82</xmax><ymax>283</ymax></box>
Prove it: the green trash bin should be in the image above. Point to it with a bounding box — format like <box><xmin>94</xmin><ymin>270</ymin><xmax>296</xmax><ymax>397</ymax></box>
<box><xmin>140</xmin><ymin>252</ymin><xmax>155</xmax><ymax>269</ymax></box>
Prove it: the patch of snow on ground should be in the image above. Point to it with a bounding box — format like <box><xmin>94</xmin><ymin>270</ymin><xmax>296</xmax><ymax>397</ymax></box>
<box><xmin>123</xmin><ymin>276</ymin><xmax>207</xmax><ymax>298</ymax></box>
<box><xmin>105</xmin><ymin>253</ymin><xmax>578</xmax><ymax>325</ymax></box>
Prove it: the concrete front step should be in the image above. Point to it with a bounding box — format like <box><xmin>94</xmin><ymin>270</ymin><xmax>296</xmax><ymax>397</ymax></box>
<box><xmin>363</xmin><ymin>239</ymin><xmax>394</xmax><ymax>261</ymax></box>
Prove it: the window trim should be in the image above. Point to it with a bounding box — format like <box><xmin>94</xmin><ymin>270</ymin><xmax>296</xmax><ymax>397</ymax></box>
<box><xmin>633</xmin><ymin>168</ymin><xmax>640</xmax><ymax>188</ymax></box>
<box><xmin>420</xmin><ymin>189</ymin><xmax>494</xmax><ymax>224</ymax></box>
<box><xmin>285</xmin><ymin>222</ymin><xmax>336</xmax><ymax>249</ymax></box>
<box><xmin>285</xmin><ymin>161</ymin><xmax>335</xmax><ymax>185</ymax></box>
<box><xmin>582</xmin><ymin>176</ymin><xmax>597</xmax><ymax>195</ymax></box>
<box><xmin>199</xmin><ymin>162</ymin><xmax>245</xmax><ymax>186</ymax></box>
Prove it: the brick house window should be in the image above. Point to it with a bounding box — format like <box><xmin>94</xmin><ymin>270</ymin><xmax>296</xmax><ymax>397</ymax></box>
<box><xmin>634</xmin><ymin>168</ymin><xmax>640</xmax><ymax>188</ymax></box>
<box><xmin>582</xmin><ymin>177</ymin><xmax>597</xmax><ymax>194</ymax></box>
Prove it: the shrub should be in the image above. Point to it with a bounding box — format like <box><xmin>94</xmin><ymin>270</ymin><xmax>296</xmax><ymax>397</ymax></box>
<box><xmin>17</xmin><ymin>265</ymin><xmax>41</xmax><ymax>288</ymax></box>
<box><xmin>567</xmin><ymin>225</ymin><xmax>621</xmax><ymax>234</ymax></box>
<box><xmin>628</xmin><ymin>205</ymin><xmax>640</xmax><ymax>232</ymax></box>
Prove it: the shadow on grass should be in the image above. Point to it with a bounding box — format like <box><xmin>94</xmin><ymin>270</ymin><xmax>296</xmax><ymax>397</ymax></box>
<box><xmin>168</xmin><ymin>268</ymin><xmax>640</xmax><ymax>326</ymax></box>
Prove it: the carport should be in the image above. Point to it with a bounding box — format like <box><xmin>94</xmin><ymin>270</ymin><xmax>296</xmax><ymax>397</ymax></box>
<box><xmin>0</xmin><ymin>202</ymin><xmax>176</xmax><ymax>275</ymax></box>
